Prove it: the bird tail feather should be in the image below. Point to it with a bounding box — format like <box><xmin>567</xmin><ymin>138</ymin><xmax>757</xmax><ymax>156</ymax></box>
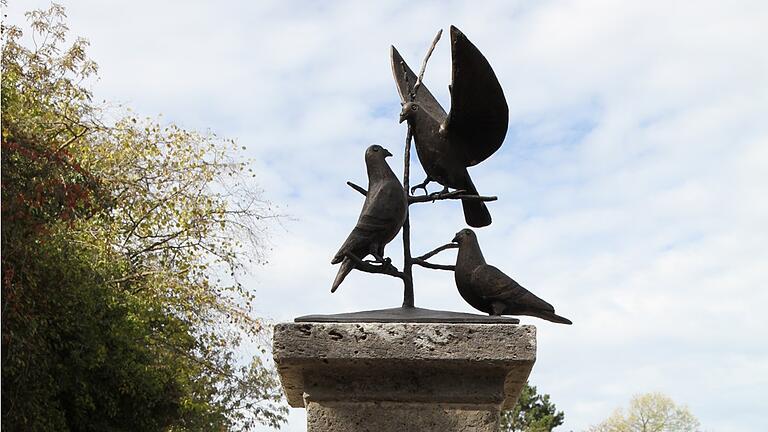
<box><xmin>462</xmin><ymin>199</ymin><xmax>492</xmax><ymax>228</ymax></box>
<box><xmin>331</xmin><ymin>257</ymin><xmax>355</xmax><ymax>293</ymax></box>
<box><xmin>531</xmin><ymin>310</ymin><xmax>572</xmax><ymax>325</ymax></box>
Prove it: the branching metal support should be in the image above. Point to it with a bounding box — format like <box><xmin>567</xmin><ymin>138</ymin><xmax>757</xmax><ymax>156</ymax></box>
<box><xmin>408</xmin><ymin>189</ymin><xmax>497</xmax><ymax>204</ymax></box>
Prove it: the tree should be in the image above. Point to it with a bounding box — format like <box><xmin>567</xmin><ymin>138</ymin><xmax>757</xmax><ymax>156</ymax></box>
<box><xmin>587</xmin><ymin>393</ymin><xmax>701</xmax><ymax>432</ymax></box>
<box><xmin>500</xmin><ymin>382</ymin><xmax>565</xmax><ymax>432</ymax></box>
<box><xmin>2</xmin><ymin>4</ymin><xmax>286</xmax><ymax>430</ymax></box>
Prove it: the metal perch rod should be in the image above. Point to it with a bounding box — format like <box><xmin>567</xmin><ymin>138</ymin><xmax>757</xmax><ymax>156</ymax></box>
<box><xmin>401</xmin><ymin>29</ymin><xmax>443</xmax><ymax>308</ymax></box>
<box><xmin>347</xmin><ymin>182</ymin><xmax>497</xmax><ymax>204</ymax></box>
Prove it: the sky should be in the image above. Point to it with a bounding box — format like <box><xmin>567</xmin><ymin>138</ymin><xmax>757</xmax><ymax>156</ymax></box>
<box><xmin>5</xmin><ymin>1</ymin><xmax>768</xmax><ymax>431</ymax></box>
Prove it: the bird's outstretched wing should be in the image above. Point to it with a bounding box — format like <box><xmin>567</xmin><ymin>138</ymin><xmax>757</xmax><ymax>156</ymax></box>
<box><xmin>470</xmin><ymin>264</ymin><xmax>555</xmax><ymax>312</ymax></box>
<box><xmin>390</xmin><ymin>46</ymin><xmax>447</xmax><ymax>123</ymax></box>
<box><xmin>446</xmin><ymin>26</ymin><xmax>509</xmax><ymax>167</ymax></box>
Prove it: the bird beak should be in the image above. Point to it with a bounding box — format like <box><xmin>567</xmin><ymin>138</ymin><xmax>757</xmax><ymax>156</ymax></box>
<box><xmin>399</xmin><ymin>112</ymin><xmax>406</xmax><ymax>124</ymax></box>
<box><xmin>383</xmin><ymin>149</ymin><xmax>393</xmax><ymax>157</ymax></box>
<box><xmin>399</xmin><ymin>105</ymin><xmax>407</xmax><ymax>124</ymax></box>
<box><xmin>451</xmin><ymin>233</ymin><xmax>460</xmax><ymax>243</ymax></box>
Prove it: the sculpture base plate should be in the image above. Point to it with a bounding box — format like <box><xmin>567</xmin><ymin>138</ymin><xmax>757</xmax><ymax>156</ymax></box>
<box><xmin>294</xmin><ymin>306</ymin><xmax>520</xmax><ymax>324</ymax></box>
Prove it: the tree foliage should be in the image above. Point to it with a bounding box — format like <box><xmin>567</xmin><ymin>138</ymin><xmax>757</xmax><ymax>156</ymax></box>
<box><xmin>587</xmin><ymin>393</ymin><xmax>701</xmax><ymax>432</ymax></box>
<box><xmin>500</xmin><ymin>382</ymin><xmax>565</xmax><ymax>432</ymax></box>
<box><xmin>2</xmin><ymin>4</ymin><xmax>286</xmax><ymax>430</ymax></box>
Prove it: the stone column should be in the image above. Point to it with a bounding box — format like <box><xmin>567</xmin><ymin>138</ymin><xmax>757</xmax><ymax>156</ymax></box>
<box><xmin>273</xmin><ymin>322</ymin><xmax>536</xmax><ymax>432</ymax></box>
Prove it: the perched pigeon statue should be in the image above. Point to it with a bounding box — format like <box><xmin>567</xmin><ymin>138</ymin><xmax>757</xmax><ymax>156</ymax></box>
<box><xmin>331</xmin><ymin>145</ymin><xmax>408</xmax><ymax>292</ymax></box>
<box><xmin>452</xmin><ymin>229</ymin><xmax>572</xmax><ymax>324</ymax></box>
<box><xmin>392</xmin><ymin>26</ymin><xmax>508</xmax><ymax>228</ymax></box>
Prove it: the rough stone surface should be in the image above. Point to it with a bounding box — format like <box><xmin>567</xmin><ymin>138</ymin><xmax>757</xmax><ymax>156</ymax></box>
<box><xmin>306</xmin><ymin>402</ymin><xmax>499</xmax><ymax>432</ymax></box>
<box><xmin>273</xmin><ymin>322</ymin><xmax>536</xmax><ymax>415</ymax></box>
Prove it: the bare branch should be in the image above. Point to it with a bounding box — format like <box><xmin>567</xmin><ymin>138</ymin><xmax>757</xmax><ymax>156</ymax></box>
<box><xmin>414</xmin><ymin>242</ymin><xmax>458</xmax><ymax>261</ymax></box>
<box><xmin>54</xmin><ymin>125</ymin><xmax>89</xmax><ymax>153</ymax></box>
<box><xmin>412</xmin><ymin>29</ymin><xmax>443</xmax><ymax>99</ymax></box>
<box><xmin>108</xmin><ymin>266</ymin><xmax>190</xmax><ymax>288</ymax></box>
<box><xmin>345</xmin><ymin>253</ymin><xmax>405</xmax><ymax>280</ymax></box>
<box><xmin>346</xmin><ymin>181</ymin><xmax>367</xmax><ymax>196</ymax></box>
<box><xmin>409</xmin><ymin>189</ymin><xmax>498</xmax><ymax>204</ymax></box>
<box><xmin>411</xmin><ymin>259</ymin><xmax>455</xmax><ymax>271</ymax></box>
<box><xmin>127</xmin><ymin>226</ymin><xmax>191</xmax><ymax>259</ymax></box>
<box><xmin>107</xmin><ymin>270</ymin><xmax>165</xmax><ymax>285</ymax></box>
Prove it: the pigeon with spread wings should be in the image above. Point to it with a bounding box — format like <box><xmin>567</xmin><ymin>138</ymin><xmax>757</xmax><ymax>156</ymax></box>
<box><xmin>392</xmin><ymin>26</ymin><xmax>508</xmax><ymax>228</ymax></box>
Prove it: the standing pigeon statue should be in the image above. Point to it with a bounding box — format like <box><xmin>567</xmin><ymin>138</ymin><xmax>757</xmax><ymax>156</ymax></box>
<box><xmin>392</xmin><ymin>26</ymin><xmax>508</xmax><ymax>228</ymax></box>
<box><xmin>331</xmin><ymin>145</ymin><xmax>408</xmax><ymax>292</ymax></box>
<box><xmin>452</xmin><ymin>228</ymin><xmax>572</xmax><ymax>324</ymax></box>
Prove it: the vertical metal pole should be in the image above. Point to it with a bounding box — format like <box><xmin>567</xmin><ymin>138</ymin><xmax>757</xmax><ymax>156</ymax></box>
<box><xmin>401</xmin><ymin>125</ymin><xmax>415</xmax><ymax>308</ymax></box>
<box><xmin>399</xmin><ymin>29</ymin><xmax>441</xmax><ymax>309</ymax></box>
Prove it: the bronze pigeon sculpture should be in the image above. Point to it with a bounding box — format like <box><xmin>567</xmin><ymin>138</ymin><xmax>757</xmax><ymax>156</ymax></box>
<box><xmin>331</xmin><ymin>145</ymin><xmax>408</xmax><ymax>292</ymax></box>
<box><xmin>392</xmin><ymin>26</ymin><xmax>508</xmax><ymax>228</ymax></box>
<box><xmin>452</xmin><ymin>229</ymin><xmax>572</xmax><ymax>324</ymax></box>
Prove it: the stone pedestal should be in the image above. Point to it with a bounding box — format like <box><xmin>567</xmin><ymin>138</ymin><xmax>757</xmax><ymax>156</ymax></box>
<box><xmin>273</xmin><ymin>322</ymin><xmax>536</xmax><ymax>432</ymax></box>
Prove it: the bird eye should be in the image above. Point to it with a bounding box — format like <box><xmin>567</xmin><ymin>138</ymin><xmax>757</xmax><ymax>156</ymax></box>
<box><xmin>411</xmin><ymin>105</ymin><xmax>418</xmax><ymax>111</ymax></box>
<box><xmin>373</xmin><ymin>147</ymin><xmax>379</xmax><ymax>152</ymax></box>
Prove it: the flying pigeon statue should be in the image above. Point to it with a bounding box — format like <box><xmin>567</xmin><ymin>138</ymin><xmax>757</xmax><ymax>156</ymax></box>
<box><xmin>392</xmin><ymin>26</ymin><xmax>508</xmax><ymax>228</ymax></box>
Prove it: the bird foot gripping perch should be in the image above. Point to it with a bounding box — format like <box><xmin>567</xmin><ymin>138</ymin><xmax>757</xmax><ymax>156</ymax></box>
<box><xmin>407</xmin><ymin>188</ymin><xmax>498</xmax><ymax>204</ymax></box>
<box><xmin>409</xmin><ymin>177</ymin><xmax>432</xmax><ymax>195</ymax></box>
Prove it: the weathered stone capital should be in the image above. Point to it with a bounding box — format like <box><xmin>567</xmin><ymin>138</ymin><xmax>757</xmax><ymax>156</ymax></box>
<box><xmin>273</xmin><ymin>322</ymin><xmax>536</xmax><ymax>411</ymax></box>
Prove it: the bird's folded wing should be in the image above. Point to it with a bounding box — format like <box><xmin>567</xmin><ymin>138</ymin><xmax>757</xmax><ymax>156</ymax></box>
<box><xmin>390</xmin><ymin>46</ymin><xmax>447</xmax><ymax>122</ymax></box>
<box><xmin>470</xmin><ymin>264</ymin><xmax>520</xmax><ymax>300</ymax></box>
<box><xmin>355</xmin><ymin>213</ymin><xmax>400</xmax><ymax>234</ymax></box>
<box><xmin>446</xmin><ymin>26</ymin><xmax>509</xmax><ymax>167</ymax></box>
<box><xmin>471</xmin><ymin>264</ymin><xmax>555</xmax><ymax>311</ymax></box>
<box><xmin>332</xmin><ymin>214</ymin><xmax>395</xmax><ymax>262</ymax></box>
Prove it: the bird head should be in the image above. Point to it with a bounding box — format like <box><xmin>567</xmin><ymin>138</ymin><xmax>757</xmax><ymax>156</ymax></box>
<box><xmin>365</xmin><ymin>144</ymin><xmax>393</xmax><ymax>160</ymax></box>
<box><xmin>399</xmin><ymin>101</ymin><xmax>420</xmax><ymax>123</ymax></box>
<box><xmin>452</xmin><ymin>228</ymin><xmax>476</xmax><ymax>244</ymax></box>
